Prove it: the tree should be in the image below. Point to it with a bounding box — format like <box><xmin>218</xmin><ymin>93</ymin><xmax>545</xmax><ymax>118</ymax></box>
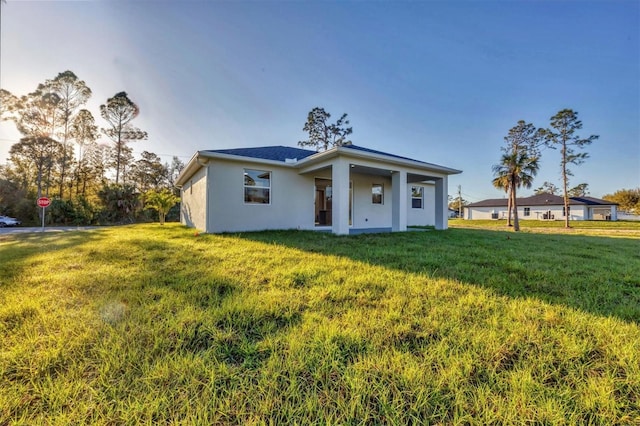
<box><xmin>131</xmin><ymin>151</ymin><xmax>168</xmax><ymax>192</ymax></box>
<box><xmin>543</xmin><ymin>109</ymin><xmax>599</xmax><ymax>228</ymax></box>
<box><xmin>298</xmin><ymin>107</ymin><xmax>353</xmax><ymax>151</ymax></box>
<box><xmin>70</xmin><ymin>109</ymin><xmax>98</xmax><ymax>196</ymax></box>
<box><xmin>0</xmin><ymin>89</ymin><xmax>19</xmax><ymax>122</ymax></box>
<box><xmin>568</xmin><ymin>183</ymin><xmax>589</xmax><ymax>197</ymax></box>
<box><xmin>168</xmin><ymin>156</ymin><xmax>185</xmax><ymax>189</ymax></box>
<box><xmin>534</xmin><ymin>181</ymin><xmax>560</xmax><ymax>195</ymax></box>
<box><xmin>8</xmin><ymin>136</ymin><xmax>62</xmax><ymax>199</ymax></box>
<box><xmin>81</xmin><ymin>142</ymin><xmax>110</xmax><ymax>197</ymax></box>
<box><xmin>14</xmin><ymin>86</ymin><xmax>62</xmax><ymax>138</ymax></box>
<box><xmin>49</xmin><ymin>71</ymin><xmax>92</xmax><ymax>199</ymax></box>
<box><xmin>97</xmin><ymin>183</ymin><xmax>139</xmax><ymax>224</ymax></box>
<box><xmin>492</xmin><ymin>171</ymin><xmax>512</xmax><ymax>224</ymax></box>
<box><xmin>493</xmin><ymin>120</ymin><xmax>543</xmax><ymax>229</ymax></box>
<box><xmin>448</xmin><ymin>196</ymin><xmax>468</xmax><ymax>212</ymax></box>
<box><xmin>71</xmin><ymin>109</ymin><xmax>98</xmax><ymax>164</ymax></box>
<box><xmin>492</xmin><ymin>150</ymin><xmax>539</xmax><ymax>231</ymax></box>
<box><xmin>100</xmin><ymin>92</ymin><xmax>147</xmax><ymax>184</ymax></box>
<box><xmin>145</xmin><ymin>189</ymin><xmax>180</xmax><ymax>225</ymax></box>
<box><xmin>603</xmin><ymin>188</ymin><xmax>640</xmax><ymax>214</ymax></box>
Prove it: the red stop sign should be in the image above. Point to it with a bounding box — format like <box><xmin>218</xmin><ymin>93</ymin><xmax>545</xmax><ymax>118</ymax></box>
<box><xmin>37</xmin><ymin>197</ymin><xmax>51</xmax><ymax>208</ymax></box>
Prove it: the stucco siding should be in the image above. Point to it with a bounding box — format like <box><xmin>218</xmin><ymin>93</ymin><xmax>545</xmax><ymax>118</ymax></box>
<box><xmin>407</xmin><ymin>183</ymin><xmax>435</xmax><ymax>226</ymax></box>
<box><xmin>180</xmin><ymin>166</ymin><xmax>208</xmax><ymax>231</ymax></box>
<box><xmin>350</xmin><ymin>174</ymin><xmax>392</xmax><ymax>228</ymax></box>
<box><xmin>208</xmin><ymin>160</ymin><xmax>314</xmax><ymax>233</ymax></box>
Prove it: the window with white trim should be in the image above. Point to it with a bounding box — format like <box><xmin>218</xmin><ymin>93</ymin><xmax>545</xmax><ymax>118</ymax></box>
<box><xmin>372</xmin><ymin>183</ymin><xmax>384</xmax><ymax>204</ymax></box>
<box><xmin>563</xmin><ymin>206</ymin><xmax>570</xmax><ymax>216</ymax></box>
<box><xmin>524</xmin><ymin>207</ymin><xmax>530</xmax><ymax>217</ymax></box>
<box><xmin>411</xmin><ymin>186</ymin><xmax>423</xmax><ymax>209</ymax></box>
<box><xmin>244</xmin><ymin>169</ymin><xmax>271</xmax><ymax>204</ymax></box>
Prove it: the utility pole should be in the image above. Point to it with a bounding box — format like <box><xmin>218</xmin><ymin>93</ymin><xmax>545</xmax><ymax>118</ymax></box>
<box><xmin>458</xmin><ymin>185</ymin><xmax>462</xmax><ymax>219</ymax></box>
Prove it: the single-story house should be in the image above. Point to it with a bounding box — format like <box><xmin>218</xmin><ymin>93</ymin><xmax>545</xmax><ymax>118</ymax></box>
<box><xmin>464</xmin><ymin>193</ymin><xmax>618</xmax><ymax>221</ymax></box>
<box><xmin>175</xmin><ymin>144</ymin><xmax>461</xmax><ymax>234</ymax></box>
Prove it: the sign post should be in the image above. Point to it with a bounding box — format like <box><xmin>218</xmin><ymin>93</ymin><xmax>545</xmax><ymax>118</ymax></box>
<box><xmin>37</xmin><ymin>197</ymin><xmax>51</xmax><ymax>231</ymax></box>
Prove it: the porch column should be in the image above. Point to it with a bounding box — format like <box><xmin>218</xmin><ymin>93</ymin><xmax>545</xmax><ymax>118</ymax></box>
<box><xmin>331</xmin><ymin>158</ymin><xmax>350</xmax><ymax>235</ymax></box>
<box><xmin>391</xmin><ymin>170</ymin><xmax>407</xmax><ymax>232</ymax></box>
<box><xmin>435</xmin><ymin>177</ymin><xmax>448</xmax><ymax>230</ymax></box>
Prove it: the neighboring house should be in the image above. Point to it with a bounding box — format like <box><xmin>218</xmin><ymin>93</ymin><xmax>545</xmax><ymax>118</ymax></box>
<box><xmin>464</xmin><ymin>193</ymin><xmax>618</xmax><ymax>221</ymax></box>
<box><xmin>618</xmin><ymin>211</ymin><xmax>640</xmax><ymax>221</ymax></box>
<box><xmin>175</xmin><ymin>144</ymin><xmax>461</xmax><ymax>235</ymax></box>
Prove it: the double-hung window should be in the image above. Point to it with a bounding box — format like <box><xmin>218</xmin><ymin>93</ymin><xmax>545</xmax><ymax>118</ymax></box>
<box><xmin>244</xmin><ymin>169</ymin><xmax>271</xmax><ymax>204</ymax></box>
<box><xmin>411</xmin><ymin>186</ymin><xmax>423</xmax><ymax>209</ymax></box>
<box><xmin>524</xmin><ymin>207</ymin><xmax>530</xmax><ymax>217</ymax></box>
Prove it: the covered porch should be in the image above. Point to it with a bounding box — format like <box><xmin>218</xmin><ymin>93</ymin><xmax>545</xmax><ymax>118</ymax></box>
<box><xmin>299</xmin><ymin>154</ymin><xmax>451</xmax><ymax>235</ymax></box>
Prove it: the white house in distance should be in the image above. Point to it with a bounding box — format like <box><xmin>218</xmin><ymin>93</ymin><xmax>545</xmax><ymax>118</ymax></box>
<box><xmin>464</xmin><ymin>193</ymin><xmax>618</xmax><ymax>221</ymax></box>
<box><xmin>175</xmin><ymin>144</ymin><xmax>461</xmax><ymax>235</ymax></box>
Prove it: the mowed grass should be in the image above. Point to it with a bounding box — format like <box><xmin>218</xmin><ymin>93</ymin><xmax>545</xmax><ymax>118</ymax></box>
<box><xmin>0</xmin><ymin>224</ymin><xmax>639</xmax><ymax>424</ymax></box>
<box><xmin>449</xmin><ymin>218</ymin><xmax>640</xmax><ymax>236</ymax></box>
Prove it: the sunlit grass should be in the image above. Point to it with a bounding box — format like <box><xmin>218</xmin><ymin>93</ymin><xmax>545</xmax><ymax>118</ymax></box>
<box><xmin>1</xmin><ymin>224</ymin><xmax>639</xmax><ymax>424</ymax></box>
<box><xmin>450</xmin><ymin>218</ymin><xmax>640</xmax><ymax>236</ymax></box>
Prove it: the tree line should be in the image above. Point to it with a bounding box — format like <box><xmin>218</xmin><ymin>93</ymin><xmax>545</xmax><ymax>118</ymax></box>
<box><xmin>0</xmin><ymin>71</ymin><xmax>182</xmax><ymax>226</ymax></box>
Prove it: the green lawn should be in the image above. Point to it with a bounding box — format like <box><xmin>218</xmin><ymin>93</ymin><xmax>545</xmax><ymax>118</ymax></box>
<box><xmin>1</xmin><ymin>224</ymin><xmax>639</xmax><ymax>424</ymax></box>
<box><xmin>449</xmin><ymin>218</ymin><xmax>640</xmax><ymax>234</ymax></box>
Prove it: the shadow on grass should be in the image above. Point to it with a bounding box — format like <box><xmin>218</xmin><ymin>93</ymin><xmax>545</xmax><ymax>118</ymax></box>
<box><xmin>234</xmin><ymin>228</ymin><xmax>640</xmax><ymax>323</ymax></box>
<box><xmin>97</xmin><ymin>235</ymin><xmax>306</xmax><ymax>370</ymax></box>
<box><xmin>0</xmin><ymin>230</ymin><xmax>108</xmax><ymax>288</ymax></box>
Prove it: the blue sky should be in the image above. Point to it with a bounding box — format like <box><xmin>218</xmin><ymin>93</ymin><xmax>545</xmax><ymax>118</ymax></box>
<box><xmin>1</xmin><ymin>0</ymin><xmax>638</xmax><ymax>200</ymax></box>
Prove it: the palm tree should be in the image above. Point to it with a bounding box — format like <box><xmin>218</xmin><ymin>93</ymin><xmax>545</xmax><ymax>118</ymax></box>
<box><xmin>492</xmin><ymin>172</ymin><xmax>512</xmax><ymax>226</ymax></box>
<box><xmin>145</xmin><ymin>189</ymin><xmax>180</xmax><ymax>225</ymax></box>
<box><xmin>492</xmin><ymin>151</ymin><xmax>539</xmax><ymax>231</ymax></box>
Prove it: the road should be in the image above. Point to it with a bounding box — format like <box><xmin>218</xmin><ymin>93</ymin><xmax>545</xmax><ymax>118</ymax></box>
<box><xmin>0</xmin><ymin>226</ymin><xmax>100</xmax><ymax>234</ymax></box>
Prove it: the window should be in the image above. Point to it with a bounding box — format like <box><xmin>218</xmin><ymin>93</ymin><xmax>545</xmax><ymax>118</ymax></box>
<box><xmin>244</xmin><ymin>169</ymin><xmax>271</xmax><ymax>204</ymax></box>
<box><xmin>372</xmin><ymin>183</ymin><xmax>384</xmax><ymax>204</ymax></box>
<box><xmin>411</xmin><ymin>186</ymin><xmax>423</xmax><ymax>209</ymax></box>
<box><xmin>563</xmin><ymin>206</ymin><xmax>570</xmax><ymax>216</ymax></box>
<box><xmin>524</xmin><ymin>207</ymin><xmax>530</xmax><ymax>217</ymax></box>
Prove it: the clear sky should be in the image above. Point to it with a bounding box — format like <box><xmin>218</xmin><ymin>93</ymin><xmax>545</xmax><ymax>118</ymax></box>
<box><xmin>1</xmin><ymin>0</ymin><xmax>638</xmax><ymax>201</ymax></box>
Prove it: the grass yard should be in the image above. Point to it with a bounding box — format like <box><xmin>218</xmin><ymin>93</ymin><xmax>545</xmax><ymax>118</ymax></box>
<box><xmin>1</xmin><ymin>224</ymin><xmax>639</xmax><ymax>424</ymax></box>
<box><xmin>449</xmin><ymin>218</ymin><xmax>640</xmax><ymax>236</ymax></box>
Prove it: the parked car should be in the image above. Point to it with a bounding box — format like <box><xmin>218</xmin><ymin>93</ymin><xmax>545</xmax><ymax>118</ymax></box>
<box><xmin>0</xmin><ymin>216</ymin><xmax>21</xmax><ymax>227</ymax></box>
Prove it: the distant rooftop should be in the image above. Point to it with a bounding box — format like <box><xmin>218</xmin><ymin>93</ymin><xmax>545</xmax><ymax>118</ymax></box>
<box><xmin>467</xmin><ymin>193</ymin><xmax>617</xmax><ymax>208</ymax></box>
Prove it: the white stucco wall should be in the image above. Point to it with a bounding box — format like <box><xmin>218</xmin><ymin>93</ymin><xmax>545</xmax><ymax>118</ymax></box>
<box><xmin>331</xmin><ymin>176</ymin><xmax>438</xmax><ymax>229</ymax></box>
<box><xmin>208</xmin><ymin>160</ymin><xmax>314</xmax><ymax>233</ymax></box>
<box><xmin>180</xmin><ymin>155</ymin><xmax>453</xmax><ymax>233</ymax></box>
<box><xmin>350</xmin><ymin>174</ymin><xmax>392</xmax><ymax>229</ymax></box>
<box><xmin>407</xmin><ymin>183</ymin><xmax>436</xmax><ymax>226</ymax></box>
<box><xmin>180</xmin><ymin>166</ymin><xmax>208</xmax><ymax>231</ymax></box>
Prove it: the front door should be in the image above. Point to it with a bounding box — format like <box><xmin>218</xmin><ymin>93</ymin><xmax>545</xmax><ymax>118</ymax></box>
<box><xmin>315</xmin><ymin>178</ymin><xmax>332</xmax><ymax>226</ymax></box>
<box><xmin>314</xmin><ymin>178</ymin><xmax>352</xmax><ymax>227</ymax></box>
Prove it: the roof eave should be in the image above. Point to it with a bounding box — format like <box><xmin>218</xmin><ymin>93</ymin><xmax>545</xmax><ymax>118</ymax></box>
<box><xmin>297</xmin><ymin>145</ymin><xmax>462</xmax><ymax>175</ymax></box>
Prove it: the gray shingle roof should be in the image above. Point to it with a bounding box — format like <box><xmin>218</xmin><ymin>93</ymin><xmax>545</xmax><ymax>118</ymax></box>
<box><xmin>204</xmin><ymin>144</ymin><xmax>429</xmax><ymax>164</ymax></box>
<box><xmin>205</xmin><ymin>146</ymin><xmax>316</xmax><ymax>162</ymax></box>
